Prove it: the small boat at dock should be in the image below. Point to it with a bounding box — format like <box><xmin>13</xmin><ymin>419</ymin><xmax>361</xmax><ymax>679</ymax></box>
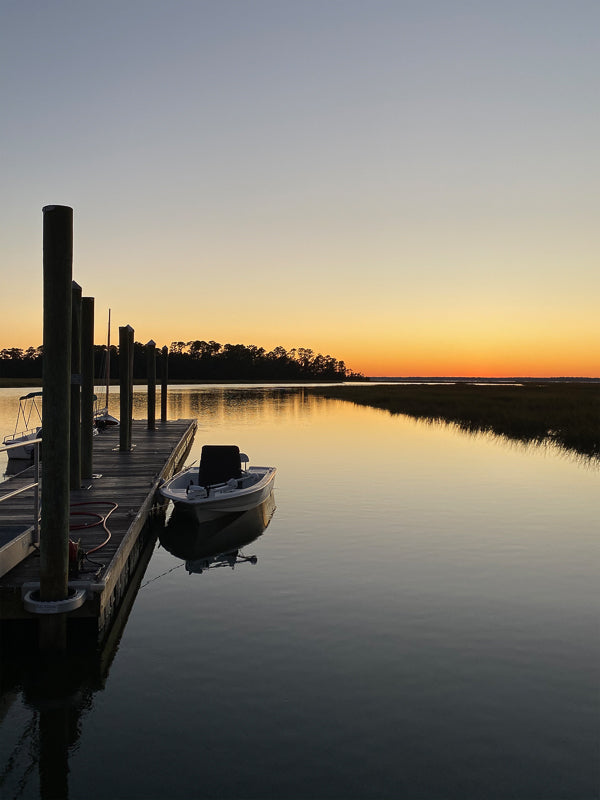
<box><xmin>3</xmin><ymin>389</ymin><xmax>112</xmax><ymax>460</ymax></box>
<box><xmin>94</xmin><ymin>406</ymin><xmax>119</xmax><ymax>429</ymax></box>
<box><xmin>2</xmin><ymin>392</ymin><xmax>43</xmax><ymax>460</ymax></box>
<box><xmin>159</xmin><ymin>445</ymin><xmax>276</xmax><ymax>521</ymax></box>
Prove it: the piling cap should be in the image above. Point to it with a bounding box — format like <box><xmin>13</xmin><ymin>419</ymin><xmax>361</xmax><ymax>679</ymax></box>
<box><xmin>42</xmin><ymin>205</ymin><xmax>73</xmax><ymax>213</ymax></box>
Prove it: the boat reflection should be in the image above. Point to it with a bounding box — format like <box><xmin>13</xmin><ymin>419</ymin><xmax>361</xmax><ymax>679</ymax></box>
<box><xmin>160</xmin><ymin>491</ymin><xmax>276</xmax><ymax>574</ymax></box>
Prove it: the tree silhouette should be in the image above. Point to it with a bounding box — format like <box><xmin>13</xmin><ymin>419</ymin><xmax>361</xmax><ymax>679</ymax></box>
<box><xmin>0</xmin><ymin>341</ymin><xmax>365</xmax><ymax>382</ymax></box>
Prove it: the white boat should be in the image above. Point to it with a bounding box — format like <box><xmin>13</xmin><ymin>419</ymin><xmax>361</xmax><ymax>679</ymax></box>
<box><xmin>160</xmin><ymin>445</ymin><xmax>276</xmax><ymax>521</ymax></box>
<box><xmin>94</xmin><ymin>406</ymin><xmax>119</xmax><ymax>429</ymax></box>
<box><xmin>2</xmin><ymin>392</ymin><xmax>43</xmax><ymax>460</ymax></box>
<box><xmin>3</xmin><ymin>390</ymin><xmax>108</xmax><ymax>459</ymax></box>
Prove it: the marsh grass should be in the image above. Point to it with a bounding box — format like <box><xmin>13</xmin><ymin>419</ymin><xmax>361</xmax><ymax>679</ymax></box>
<box><xmin>310</xmin><ymin>383</ymin><xmax>600</xmax><ymax>461</ymax></box>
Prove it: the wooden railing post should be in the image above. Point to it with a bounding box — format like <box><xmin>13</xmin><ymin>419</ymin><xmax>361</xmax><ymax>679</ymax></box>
<box><xmin>81</xmin><ymin>296</ymin><xmax>95</xmax><ymax>478</ymax></box>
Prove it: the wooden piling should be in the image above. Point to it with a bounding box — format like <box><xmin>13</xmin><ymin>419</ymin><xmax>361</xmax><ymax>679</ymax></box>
<box><xmin>70</xmin><ymin>281</ymin><xmax>82</xmax><ymax>489</ymax></box>
<box><xmin>147</xmin><ymin>340</ymin><xmax>156</xmax><ymax>430</ymax></box>
<box><xmin>161</xmin><ymin>345</ymin><xmax>168</xmax><ymax>422</ymax></box>
<box><xmin>127</xmin><ymin>326</ymin><xmax>134</xmax><ymax>443</ymax></box>
<box><xmin>40</xmin><ymin>205</ymin><xmax>72</xmax><ymax>619</ymax></box>
<box><xmin>119</xmin><ymin>325</ymin><xmax>134</xmax><ymax>451</ymax></box>
<box><xmin>81</xmin><ymin>296</ymin><xmax>95</xmax><ymax>479</ymax></box>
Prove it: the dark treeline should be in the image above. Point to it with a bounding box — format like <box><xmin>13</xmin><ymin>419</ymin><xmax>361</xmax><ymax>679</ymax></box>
<box><xmin>0</xmin><ymin>342</ymin><xmax>364</xmax><ymax>381</ymax></box>
<box><xmin>166</xmin><ymin>341</ymin><xmax>364</xmax><ymax>380</ymax></box>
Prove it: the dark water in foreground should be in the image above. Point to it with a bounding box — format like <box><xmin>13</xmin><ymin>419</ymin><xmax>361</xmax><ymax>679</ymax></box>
<box><xmin>1</xmin><ymin>386</ymin><xmax>599</xmax><ymax>799</ymax></box>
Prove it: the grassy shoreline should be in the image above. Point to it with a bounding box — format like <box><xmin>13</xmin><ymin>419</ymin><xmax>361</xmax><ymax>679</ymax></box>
<box><xmin>309</xmin><ymin>382</ymin><xmax>600</xmax><ymax>461</ymax></box>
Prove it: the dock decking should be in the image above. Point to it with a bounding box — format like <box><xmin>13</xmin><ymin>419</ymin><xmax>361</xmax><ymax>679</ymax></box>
<box><xmin>0</xmin><ymin>419</ymin><xmax>196</xmax><ymax>642</ymax></box>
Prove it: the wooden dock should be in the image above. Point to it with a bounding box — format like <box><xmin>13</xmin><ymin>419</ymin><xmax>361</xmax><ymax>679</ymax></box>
<box><xmin>0</xmin><ymin>419</ymin><xmax>196</xmax><ymax>642</ymax></box>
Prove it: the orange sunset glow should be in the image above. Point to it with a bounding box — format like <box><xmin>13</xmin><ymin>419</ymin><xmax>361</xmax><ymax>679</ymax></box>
<box><xmin>1</xmin><ymin>3</ymin><xmax>598</xmax><ymax>378</ymax></box>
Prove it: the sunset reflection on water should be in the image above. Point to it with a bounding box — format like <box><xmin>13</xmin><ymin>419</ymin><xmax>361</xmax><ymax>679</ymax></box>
<box><xmin>0</xmin><ymin>385</ymin><xmax>598</xmax><ymax>800</ymax></box>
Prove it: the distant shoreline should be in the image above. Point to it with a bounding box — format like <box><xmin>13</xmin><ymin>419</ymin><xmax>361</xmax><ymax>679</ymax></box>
<box><xmin>1</xmin><ymin>376</ymin><xmax>598</xmax><ymax>389</ymax></box>
<box><xmin>0</xmin><ymin>377</ymin><xmax>357</xmax><ymax>389</ymax></box>
<box><xmin>369</xmin><ymin>376</ymin><xmax>600</xmax><ymax>383</ymax></box>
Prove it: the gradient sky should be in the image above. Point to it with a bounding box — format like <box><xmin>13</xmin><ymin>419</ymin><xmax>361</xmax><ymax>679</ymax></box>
<box><xmin>2</xmin><ymin>0</ymin><xmax>598</xmax><ymax>376</ymax></box>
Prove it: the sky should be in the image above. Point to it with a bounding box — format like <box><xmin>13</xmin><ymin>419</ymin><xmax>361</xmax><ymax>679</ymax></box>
<box><xmin>1</xmin><ymin>0</ymin><xmax>598</xmax><ymax>377</ymax></box>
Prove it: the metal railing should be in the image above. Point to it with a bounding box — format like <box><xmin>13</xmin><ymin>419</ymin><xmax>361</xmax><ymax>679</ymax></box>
<box><xmin>0</xmin><ymin>438</ymin><xmax>41</xmax><ymax>542</ymax></box>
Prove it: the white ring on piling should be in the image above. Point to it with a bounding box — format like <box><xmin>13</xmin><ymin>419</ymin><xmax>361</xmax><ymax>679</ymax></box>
<box><xmin>23</xmin><ymin>587</ymin><xmax>87</xmax><ymax>615</ymax></box>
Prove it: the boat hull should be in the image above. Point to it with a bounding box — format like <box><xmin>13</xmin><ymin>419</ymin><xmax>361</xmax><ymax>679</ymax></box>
<box><xmin>160</xmin><ymin>465</ymin><xmax>276</xmax><ymax>522</ymax></box>
<box><xmin>3</xmin><ymin>428</ymin><xmax>41</xmax><ymax>460</ymax></box>
<box><xmin>94</xmin><ymin>409</ymin><xmax>119</xmax><ymax>429</ymax></box>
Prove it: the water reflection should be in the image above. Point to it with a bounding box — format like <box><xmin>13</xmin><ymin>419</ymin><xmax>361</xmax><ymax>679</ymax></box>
<box><xmin>2</xmin><ymin>649</ymin><xmax>99</xmax><ymax>800</ymax></box>
<box><xmin>0</xmin><ymin>519</ymin><xmax>160</xmax><ymax>800</ymax></box>
<box><xmin>152</xmin><ymin>385</ymin><xmax>314</xmax><ymax>426</ymax></box>
<box><xmin>1</xmin><ymin>386</ymin><xmax>598</xmax><ymax>800</ymax></box>
<box><xmin>160</xmin><ymin>493</ymin><xmax>276</xmax><ymax>575</ymax></box>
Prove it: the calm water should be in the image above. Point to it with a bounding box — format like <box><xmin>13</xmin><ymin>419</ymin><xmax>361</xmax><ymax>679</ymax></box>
<box><xmin>1</xmin><ymin>385</ymin><xmax>598</xmax><ymax>799</ymax></box>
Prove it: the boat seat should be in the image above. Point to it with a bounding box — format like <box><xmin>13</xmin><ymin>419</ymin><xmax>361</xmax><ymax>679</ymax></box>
<box><xmin>198</xmin><ymin>445</ymin><xmax>243</xmax><ymax>486</ymax></box>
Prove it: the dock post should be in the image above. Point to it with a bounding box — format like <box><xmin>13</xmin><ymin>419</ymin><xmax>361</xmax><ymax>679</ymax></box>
<box><xmin>160</xmin><ymin>345</ymin><xmax>168</xmax><ymax>422</ymax></box>
<box><xmin>40</xmin><ymin>205</ymin><xmax>72</xmax><ymax>647</ymax></box>
<box><xmin>81</xmin><ymin>296</ymin><xmax>95</xmax><ymax>478</ymax></box>
<box><xmin>70</xmin><ymin>281</ymin><xmax>82</xmax><ymax>489</ymax></box>
<box><xmin>128</xmin><ymin>326</ymin><xmax>134</xmax><ymax>444</ymax></box>
<box><xmin>119</xmin><ymin>325</ymin><xmax>134</xmax><ymax>451</ymax></box>
<box><xmin>147</xmin><ymin>340</ymin><xmax>156</xmax><ymax>430</ymax></box>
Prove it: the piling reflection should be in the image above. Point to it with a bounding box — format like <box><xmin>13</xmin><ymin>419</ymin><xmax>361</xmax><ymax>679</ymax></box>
<box><xmin>128</xmin><ymin>384</ymin><xmax>315</xmax><ymax>425</ymax></box>
<box><xmin>160</xmin><ymin>492</ymin><xmax>276</xmax><ymax>575</ymax></box>
<box><xmin>0</xmin><ymin>516</ymin><xmax>162</xmax><ymax>800</ymax></box>
<box><xmin>1</xmin><ymin>650</ymin><xmax>98</xmax><ymax>799</ymax></box>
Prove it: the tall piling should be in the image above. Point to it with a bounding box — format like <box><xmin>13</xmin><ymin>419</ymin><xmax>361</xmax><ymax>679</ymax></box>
<box><xmin>119</xmin><ymin>325</ymin><xmax>134</xmax><ymax>451</ymax></box>
<box><xmin>128</xmin><ymin>326</ymin><xmax>134</xmax><ymax>443</ymax></box>
<box><xmin>40</xmin><ymin>205</ymin><xmax>72</xmax><ymax>647</ymax></box>
<box><xmin>81</xmin><ymin>296</ymin><xmax>95</xmax><ymax>479</ymax></box>
<box><xmin>70</xmin><ymin>281</ymin><xmax>82</xmax><ymax>489</ymax></box>
<box><xmin>161</xmin><ymin>345</ymin><xmax>168</xmax><ymax>422</ymax></box>
<box><xmin>147</xmin><ymin>340</ymin><xmax>156</xmax><ymax>430</ymax></box>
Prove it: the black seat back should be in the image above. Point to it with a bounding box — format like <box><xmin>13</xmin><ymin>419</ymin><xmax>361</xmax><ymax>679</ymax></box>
<box><xmin>198</xmin><ymin>445</ymin><xmax>242</xmax><ymax>485</ymax></box>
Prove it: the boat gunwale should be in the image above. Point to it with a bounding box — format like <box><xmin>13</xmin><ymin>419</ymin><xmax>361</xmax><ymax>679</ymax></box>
<box><xmin>160</xmin><ymin>465</ymin><xmax>276</xmax><ymax>507</ymax></box>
